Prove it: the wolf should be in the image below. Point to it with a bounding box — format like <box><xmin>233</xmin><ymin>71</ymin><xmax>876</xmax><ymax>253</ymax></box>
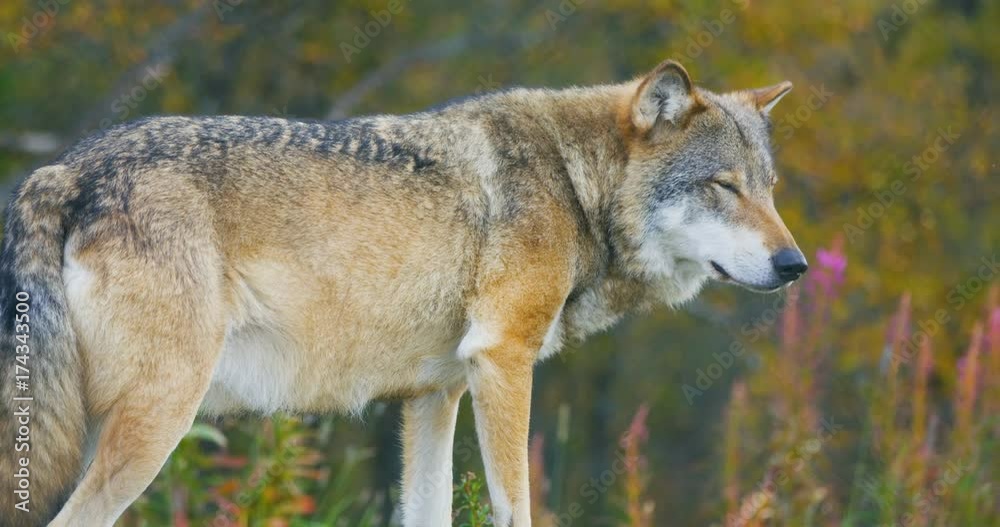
<box><xmin>0</xmin><ymin>59</ymin><xmax>806</xmax><ymax>526</ymax></box>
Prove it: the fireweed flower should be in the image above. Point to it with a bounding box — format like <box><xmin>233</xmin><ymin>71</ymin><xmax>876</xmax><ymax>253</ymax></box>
<box><xmin>811</xmin><ymin>244</ymin><xmax>847</xmax><ymax>298</ymax></box>
<box><xmin>989</xmin><ymin>308</ymin><xmax>1000</xmax><ymax>363</ymax></box>
<box><xmin>880</xmin><ymin>293</ymin><xmax>912</xmax><ymax>374</ymax></box>
<box><xmin>956</xmin><ymin>323</ymin><xmax>983</xmax><ymax>436</ymax></box>
<box><xmin>804</xmin><ymin>235</ymin><xmax>847</xmax><ymax>341</ymax></box>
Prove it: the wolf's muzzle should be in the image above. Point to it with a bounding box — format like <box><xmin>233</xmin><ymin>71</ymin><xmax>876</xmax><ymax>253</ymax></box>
<box><xmin>772</xmin><ymin>248</ymin><xmax>808</xmax><ymax>282</ymax></box>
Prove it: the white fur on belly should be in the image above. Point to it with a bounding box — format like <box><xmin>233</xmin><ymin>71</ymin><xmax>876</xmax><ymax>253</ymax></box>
<box><xmin>201</xmin><ymin>323</ymin><xmax>299</xmax><ymax>415</ymax></box>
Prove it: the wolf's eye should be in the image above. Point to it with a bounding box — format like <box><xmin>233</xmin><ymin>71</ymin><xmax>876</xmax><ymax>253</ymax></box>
<box><xmin>713</xmin><ymin>180</ymin><xmax>741</xmax><ymax>195</ymax></box>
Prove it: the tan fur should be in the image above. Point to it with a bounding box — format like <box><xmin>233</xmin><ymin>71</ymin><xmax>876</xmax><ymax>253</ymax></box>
<box><xmin>0</xmin><ymin>59</ymin><xmax>804</xmax><ymax>526</ymax></box>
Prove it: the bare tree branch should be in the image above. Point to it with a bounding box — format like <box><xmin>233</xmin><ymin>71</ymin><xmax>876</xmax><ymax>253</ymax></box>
<box><xmin>0</xmin><ymin>5</ymin><xmax>215</xmax><ymax>208</ymax></box>
<box><xmin>326</xmin><ymin>29</ymin><xmax>549</xmax><ymax>120</ymax></box>
<box><xmin>326</xmin><ymin>34</ymin><xmax>474</xmax><ymax>120</ymax></box>
<box><xmin>71</xmin><ymin>4</ymin><xmax>213</xmax><ymax>137</ymax></box>
<box><xmin>0</xmin><ymin>131</ymin><xmax>61</xmax><ymax>156</ymax></box>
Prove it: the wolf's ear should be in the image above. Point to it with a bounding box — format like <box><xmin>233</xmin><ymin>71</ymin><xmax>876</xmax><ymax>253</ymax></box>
<box><xmin>631</xmin><ymin>60</ymin><xmax>695</xmax><ymax>132</ymax></box>
<box><xmin>751</xmin><ymin>81</ymin><xmax>793</xmax><ymax>114</ymax></box>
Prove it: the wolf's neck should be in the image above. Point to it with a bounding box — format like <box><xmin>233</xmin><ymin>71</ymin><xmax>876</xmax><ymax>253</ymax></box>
<box><xmin>536</xmin><ymin>84</ymin><xmax>647</xmax><ymax>276</ymax></box>
<box><xmin>506</xmin><ymin>85</ymin><xmax>672</xmax><ymax>329</ymax></box>
<box><xmin>541</xmin><ymin>85</ymin><xmax>631</xmax><ymax>211</ymax></box>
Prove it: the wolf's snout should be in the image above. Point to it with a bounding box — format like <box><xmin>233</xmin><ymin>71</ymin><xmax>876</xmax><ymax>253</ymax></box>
<box><xmin>772</xmin><ymin>248</ymin><xmax>808</xmax><ymax>282</ymax></box>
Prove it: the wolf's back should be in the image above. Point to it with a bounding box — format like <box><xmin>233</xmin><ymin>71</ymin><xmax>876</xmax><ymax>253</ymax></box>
<box><xmin>0</xmin><ymin>165</ymin><xmax>86</xmax><ymax>526</ymax></box>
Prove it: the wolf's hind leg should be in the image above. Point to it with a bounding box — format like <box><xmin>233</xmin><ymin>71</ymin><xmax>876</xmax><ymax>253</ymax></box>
<box><xmin>50</xmin><ymin>225</ymin><xmax>226</xmax><ymax>526</ymax></box>
<box><xmin>50</xmin><ymin>358</ymin><xmax>215</xmax><ymax>527</ymax></box>
<box><xmin>47</xmin><ymin>326</ymin><xmax>223</xmax><ymax>527</ymax></box>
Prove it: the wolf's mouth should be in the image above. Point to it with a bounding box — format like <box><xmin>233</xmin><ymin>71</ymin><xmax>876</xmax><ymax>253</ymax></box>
<box><xmin>710</xmin><ymin>261</ymin><xmax>783</xmax><ymax>293</ymax></box>
<box><xmin>710</xmin><ymin>261</ymin><xmax>731</xmax><ymax>280</ymax></box>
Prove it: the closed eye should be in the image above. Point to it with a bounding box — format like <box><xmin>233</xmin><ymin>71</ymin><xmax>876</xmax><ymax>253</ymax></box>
<box><xmin>714</xmin><ymin>180</ymin><xmax>741</xmax><ymax>195</ymax></box>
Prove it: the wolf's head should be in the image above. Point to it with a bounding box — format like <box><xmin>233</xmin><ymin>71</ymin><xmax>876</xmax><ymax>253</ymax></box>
<box><xmin>618</xmin><ymin>60</ymin><xmax>806</xmax><ymax>298</ymax></box>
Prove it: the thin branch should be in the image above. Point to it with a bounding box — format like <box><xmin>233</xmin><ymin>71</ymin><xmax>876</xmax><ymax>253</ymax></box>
<box><xmin>0</xmin><ymin>131</ymin><xmax>61</xmax><ymax>156</ymax></box>
<box><xmin>0</xmin><ymin>6</ymin><xmax>214</xmax><ymax>207</ymax></box>
<box><xmin>326</xmin><ymin>29</ymin><xmax>549</xmax><ymax>120</ymax></box>
<box><xmin>326</xmin><ymin>34</ymin><xmax>474</xmax><ymax>120</ymax></box>
<box><xmin>71</xmin><ymin>4</ymin><xmax>213</xmax><ymax>137</ymax></box>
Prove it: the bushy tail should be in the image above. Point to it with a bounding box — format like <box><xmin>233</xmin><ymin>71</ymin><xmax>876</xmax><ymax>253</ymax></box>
<box><xmin>0</xmin><ymin>165</ymin><xmax>86</xmax><ymax>526</ymax></box>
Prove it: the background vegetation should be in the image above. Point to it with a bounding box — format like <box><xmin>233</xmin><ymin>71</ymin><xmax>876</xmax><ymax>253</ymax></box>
<box><xmin>1</xmin><ymin>0</ymin><xmax>997</xmax><ymax>525</ymax></box>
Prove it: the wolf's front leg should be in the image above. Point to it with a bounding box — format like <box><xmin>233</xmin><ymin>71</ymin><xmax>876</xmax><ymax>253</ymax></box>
<box><xmin>401</xmin><ymin>386</ymin><xmax>465</xmax><ymax>526</ymax></box>
<box><xmin>460</xmin><ymin>214</ymin><xmax>575</xmax><ymax>526</ymax></box>
<box><xmin>468</xmin><ymin>343</ymin><xmax>535</xmax><ymax>527</ymax></box>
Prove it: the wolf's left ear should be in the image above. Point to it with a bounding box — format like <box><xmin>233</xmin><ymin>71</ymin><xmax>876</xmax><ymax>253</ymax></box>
<box><xmin>631</xmin><ymin>60</ymin><xmax>695</xmax><ymax>132</ymax></box>
<box><xmin>751</xmin><ymin>81</ymin><xmax>793</xmax><ymax>114</ymax></box>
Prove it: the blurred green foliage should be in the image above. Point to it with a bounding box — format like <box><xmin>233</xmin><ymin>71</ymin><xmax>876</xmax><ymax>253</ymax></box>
<box><xmin>1</xmin><ymin>0</ymin><xmax>997</xmax><ymax>525</ymax></box>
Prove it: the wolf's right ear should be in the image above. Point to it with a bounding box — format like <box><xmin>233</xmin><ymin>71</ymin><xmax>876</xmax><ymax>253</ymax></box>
<box><xmin>631</xmin><ymin>60</ymin><xmax>695</xmax><ymax>132</ymax></box>
<box><xmin>751</xmin><ymin>81</ymin><xmax>793</xmax><ymax>114</ymax></box>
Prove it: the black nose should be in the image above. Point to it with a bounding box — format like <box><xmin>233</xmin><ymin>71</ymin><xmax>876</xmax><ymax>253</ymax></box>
<box><xmin>772</xmin><ymin>248</ymin><xmax>808</xmax><ymax>282</ymax></box>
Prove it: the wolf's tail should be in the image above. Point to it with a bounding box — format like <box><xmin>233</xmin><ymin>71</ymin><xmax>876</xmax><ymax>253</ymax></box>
<box><xmin>0</xmin><ymin>165</ymin><xmax>86</xmax><ymax>526</ymax></box>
